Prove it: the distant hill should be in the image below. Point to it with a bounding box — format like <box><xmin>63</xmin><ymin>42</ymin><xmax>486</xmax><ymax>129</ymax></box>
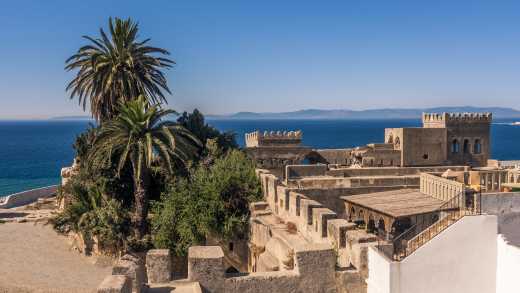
<box><xmin>51</xmin><ymin>115</ymin><xmax>93</xmax><ymax>120</ymax></box>
<box><xmin>208</xmin><ymin>107</ymin><xmax>520</xmax><ymax>120</ymax></box>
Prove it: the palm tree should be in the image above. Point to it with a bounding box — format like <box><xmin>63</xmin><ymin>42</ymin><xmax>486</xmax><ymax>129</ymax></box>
<box><xmin>65</xmin><ymin>17</ymin><xmax>174</xmax><ymax>122</ymax></box>
<box><xmin>89</xmin><ymin>96</ymin><xmax>200</xmax><ymax>239</ymax></box>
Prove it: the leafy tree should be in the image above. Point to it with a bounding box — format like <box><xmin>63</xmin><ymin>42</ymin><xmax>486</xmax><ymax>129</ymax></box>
<box><xmin>88</xmin><ymin>97</ymin><xmax>200</xmax><ymax>239</ymax></box>
<box><xmin>65</xmin><ymin>17</ymin><xmax>174</xmax><ymax>122</ymax></box>
<box><xmin>152</xmin><ymin>149</ymin><xmax>262</xmax><ymax>255</ymax></box>
<box><xmin>177</xmin><ymin>109</ymin><xmax>238</xmax><ymax>154</ymax></box>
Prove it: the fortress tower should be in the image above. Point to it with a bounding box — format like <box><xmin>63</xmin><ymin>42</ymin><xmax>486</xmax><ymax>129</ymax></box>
<box><xmin>244</xmin><ymin>130</ymin><xmax>311</xmax><ymax>175</ymax></box>
<box><xmin>422</xmin><ymin>113</ymin><xmax>492</xmax><ymax>166</ymax></box>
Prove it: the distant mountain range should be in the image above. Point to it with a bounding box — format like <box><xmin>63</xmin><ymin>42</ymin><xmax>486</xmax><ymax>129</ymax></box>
<box><xmin>51</xmin><ymin>115</ymin><xmax>92</xmax><ymax>120</ymax></box>
<box><xmin>52</xmin><ymin>106</ymin><xmax>520</xmax><ymax>121</ymax></box>
<box><xmin>207</xmin><ymin>107</ymin><xmax>520</xmax><ymax>120</ymax></box>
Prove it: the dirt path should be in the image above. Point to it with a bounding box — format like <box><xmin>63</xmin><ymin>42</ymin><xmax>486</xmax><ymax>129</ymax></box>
<box><xmin>0</xmin><ymin>222</ymin><xmax>112</xmax><ymax>293</ymax></box>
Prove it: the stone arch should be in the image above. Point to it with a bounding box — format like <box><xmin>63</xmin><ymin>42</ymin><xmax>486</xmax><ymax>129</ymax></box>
<box><xmin>348</xmin><ymin>206</ymin><xmax>356</xmax><ymax>222</ymax></box>
<box><xmin>451</xmin><ymin>139</ymin><xmax>460</xmax><ymax>153</ymax></box>
<box><xmin>394</xmin><ymin>137</ymin><xmax>401</xmax><ymax>149</ymax></box>
<box><xmin>225</xmin><ymin>266</ymin><xmax>240</xmax><ymax>274</ymax></box>
<box><xmin>474</xmin><ymin>139</ymin><xmax>482</xmax><ymax>154</ymax></box>
<box><xmin>377</xmin><ymin>218</ymin><xmax>386</xmax><ymax>237</ymax></box>
<box><xmin>367</xmin><ymin>214</ymin><xmax>376</xmax><ymax>233</ymax></box>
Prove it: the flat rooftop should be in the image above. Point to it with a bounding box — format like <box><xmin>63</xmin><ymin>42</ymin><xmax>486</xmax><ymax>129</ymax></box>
<box><xmin>342</xmin><ymin>189</ymin><xmax>446</xmax><ymax>218</ymax></box>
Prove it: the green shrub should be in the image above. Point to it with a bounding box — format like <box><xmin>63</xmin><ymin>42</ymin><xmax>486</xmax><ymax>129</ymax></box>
<box><xmin>152</xmin><ymin>149</ymin><xmax>261</xmax><ymax>255</ymax></box>
<box><xmin>51</xmin><ymin>181</ymin><xmax>130</xmax><ymax>252</ymax></box>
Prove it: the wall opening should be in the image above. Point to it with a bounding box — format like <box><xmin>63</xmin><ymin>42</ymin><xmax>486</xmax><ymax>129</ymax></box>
<box><xmin>463</xmin><ymin>139</ymin><xmax>470</xmax><ymax>154</ymax></box>
<box><xmin>474</xmin><ymin>139</ymin><xmax>482</xmax><ymax>154</ymax></box>
<box><xmin>451</xmin><ymin>139</ymin><xmax>460</xmax><ymax>153</ymax></box>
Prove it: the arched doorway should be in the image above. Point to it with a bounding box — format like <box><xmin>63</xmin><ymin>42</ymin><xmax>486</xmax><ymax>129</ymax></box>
<box><xmin>377</xmin><ymin>218</ymin><xmax>386</xmax><ymax>238</ymax></box>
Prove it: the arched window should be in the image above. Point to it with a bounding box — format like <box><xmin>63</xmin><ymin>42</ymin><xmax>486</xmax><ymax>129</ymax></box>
<box><xmin>387</xmin><ymin>135</ymin><xmax>394</xmax><ymax>144</ymax></box>
<box><xmin>394</xmin><ymin>137</ymin><xmax>401</xmax><ymax>149</ymax></box>
<box><xmin>451</xmin><ymin>139</ymin><xmax>459</xmax><ymax>153</ymax></box>
<box><xmin>474</xmin><ymin>139</ymin><xmax>482</xmax><ymax>154</ymax></box>
<box><xmin>463</xmin><ymin>139</ymin><xmax>470</xmax><ymax>154</ymax></box>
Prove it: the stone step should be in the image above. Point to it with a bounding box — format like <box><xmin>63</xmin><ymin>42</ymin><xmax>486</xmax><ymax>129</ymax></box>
<box><xmin>147</xmin><ymin>280</ymin><xmax>202</xmax><ymax>293</ymax></box>
<box><xmin>257</xmin><ymin>251</ymin><xmax>279</xmax><ymax>272</ymax></box>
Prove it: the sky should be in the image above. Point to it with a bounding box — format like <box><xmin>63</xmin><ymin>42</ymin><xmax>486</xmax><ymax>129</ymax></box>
<box><xmin>0</xmin><ymin>0</ymin><xmax>520</xmax><ymax>119</ymax></box>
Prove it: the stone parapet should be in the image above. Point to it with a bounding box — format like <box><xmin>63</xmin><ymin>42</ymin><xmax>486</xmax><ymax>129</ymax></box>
<box><xmin>188</xmin><ymin>246</ymin><xmax>225</xmax><ymax>292</ymax></box>
<box><xmin>420</xmin><ymin>172</ymin><xmax>465</xmax><ymax>201</ymax></box>
<box><xmin>187</xmin><ymin>244</ymin><xmax>337</xmax><ymax>293</ymax></box>
<box><xmin>245</xmin><ymin>130</ymin><xmax>302</xmax><ymax>148</ymax></box>
<box><xmin>146</xmin><ymin>249</ymin><xmax>172</xmax><ymax>284</ymax></box>
<box><xmin>112</xmin><ymin>254</ymin><xmax>146</xmax><ymax>293</ymax></box>
<box><xmin>97</xmin><ymin>275</ymin><xmax>132</xmax><ymax>293</ymax></box>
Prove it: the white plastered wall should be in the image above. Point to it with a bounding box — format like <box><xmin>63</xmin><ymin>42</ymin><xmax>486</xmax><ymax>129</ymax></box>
<box><xmin>496</xmin><ymin>235</ymin><xmax>520</xmax><ymax>293</ymax></box>
<box><xmin>368</xmin><ymin>215</ymin><xmax>497</xmax><ymax>293</ymax></box>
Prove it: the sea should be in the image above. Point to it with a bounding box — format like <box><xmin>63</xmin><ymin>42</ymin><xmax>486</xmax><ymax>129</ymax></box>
<box><xmin>1</xmin><ymin>118</ymin><xmax>519</xmax><ymax>197</ymax></box>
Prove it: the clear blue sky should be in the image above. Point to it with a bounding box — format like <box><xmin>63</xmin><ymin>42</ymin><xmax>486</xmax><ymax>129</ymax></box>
<box><xmin>1</xmin><ymin>0</ymin><xmax>519</xmax><ymax>119</ymax></box>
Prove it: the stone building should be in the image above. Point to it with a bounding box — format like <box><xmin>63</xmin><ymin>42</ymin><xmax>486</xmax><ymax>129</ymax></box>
<box><xmin>244</xmin><ymin>130</ymin><xmax>311</xmax><ymax>177</ymax></box>
<box><xmin>311</xmin><ymin>112</ymin><xmax>492</xmax><ymax>168</ymax></box>
<box><xmin>95</xmin><ymin>112</ymin><xmax>520</xmax><ymax>293</ymax></box>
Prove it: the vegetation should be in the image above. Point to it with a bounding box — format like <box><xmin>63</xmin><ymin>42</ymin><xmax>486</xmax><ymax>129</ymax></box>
<box><xmin>52</xmin><ymin>180</ymin><xmax>130</xmax><ymax>253</ymax></box>
<box><xmin>87</xmin><ymin>97</ymin><xmax>200</xmax><ymax>239</ymax></box>
<box><xmin>56</xmin><ymin>17</ymin><xmax>262</xmax><ymax>256</ymax></box>
<box><xmin>151</xmin><ymin>149</ymin><xmax>262</xmax><ymax>255</ymax></box>
<box><xmin>65</xmin><ymin>17</ymin><xmax>174</xmax><ymax>122</ymax></box>
<box><xmin>177</xmin><ymin>109</ymin><xmax>238</xmax><ymax>155</ymax></box>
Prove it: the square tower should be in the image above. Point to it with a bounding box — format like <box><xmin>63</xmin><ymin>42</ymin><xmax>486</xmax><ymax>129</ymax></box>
<box><xmin>423</xmin><ymin>113</ymin><xmax>492</xmax><ymax>166</ymax></box>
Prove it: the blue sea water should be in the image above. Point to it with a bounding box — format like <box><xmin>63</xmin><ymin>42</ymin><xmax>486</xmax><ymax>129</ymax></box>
<box><xmin>1</xmin><ymin>118</ymin><xmax>519</xmax><ymax>197</ymax></box>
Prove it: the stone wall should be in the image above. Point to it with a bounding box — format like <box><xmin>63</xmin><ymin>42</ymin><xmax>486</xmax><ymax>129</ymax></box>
<box><xmin>326</xmin><ymin>166</ymin><xmax>466</xmax><ymax>178</ymax></box>
<box><xmin>187</xmin><ymin>245</ymin><xmax>339</xmax><ymax>293</ymax></box>
<box><xmin>285</xmin><ymin>164</ymin><xmax>328</xmax><ymax>180</ymax></box>
<box><xmin>0</xmin><ymin>185</ymin><xmax>58</xmax><ymax>209</ymax></box>
<box><xmin>419</xmin><ymin>173</ymin><xmax>465</xmax><ymax>201</ymax></box>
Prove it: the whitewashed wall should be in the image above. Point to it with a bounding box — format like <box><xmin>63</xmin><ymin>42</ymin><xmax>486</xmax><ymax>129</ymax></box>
<box><xmin>496</xmin><ymin>235</ymin><xmax>520</xmax><ymax>293</ymax></box>
<box><xmin>368</xmin><ymin>215</ymin><xmax>498</xmax><ymax>293</ymax></box>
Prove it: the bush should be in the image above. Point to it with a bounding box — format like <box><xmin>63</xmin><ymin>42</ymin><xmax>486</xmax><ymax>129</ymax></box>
<box><xmin>51</xmin><ymin>180</ymin><xmax>131</xmax><ymax>252</ymax></box>
<box><xmin>152</xmin><ymin>149</ymin><xmax>262</xmax><ymax>255</ymax></box>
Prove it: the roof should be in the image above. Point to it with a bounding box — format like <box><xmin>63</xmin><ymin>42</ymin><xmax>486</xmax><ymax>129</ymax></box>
<box><xmin>342</xmin><ymin>189</ymin><xmax>446</xmax><ymax>218</ymax></box>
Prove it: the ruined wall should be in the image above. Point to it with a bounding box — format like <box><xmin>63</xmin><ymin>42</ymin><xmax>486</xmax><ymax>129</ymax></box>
<box><xmin>187</xmin><ymin>245</ymin><xmax>338</xmax><ymax>293</ymax></box>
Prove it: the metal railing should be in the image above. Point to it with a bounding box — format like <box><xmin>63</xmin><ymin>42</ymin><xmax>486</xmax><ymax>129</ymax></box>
<box><xmin>377</xmin><ymin>189</ymin><xmax>481</xmax><ymax>261</ymax></box>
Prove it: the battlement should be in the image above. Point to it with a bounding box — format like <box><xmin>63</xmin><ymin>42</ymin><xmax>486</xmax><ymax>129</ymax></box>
<box><xmin>245</xmin><ymin>130</ymin><xmax>303</xmax><ymax>147</ymax></box>
<box><xmin>422</xmin><ymin>112</ymin><xmax>492</xmax><ymax>128</ymax></box>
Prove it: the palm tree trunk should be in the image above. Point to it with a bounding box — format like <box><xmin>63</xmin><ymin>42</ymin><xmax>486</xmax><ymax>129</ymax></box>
<box><xmin>132</xmin><ymin>160</ymin><xmax>150</xmax><ymax>240</ymax></box>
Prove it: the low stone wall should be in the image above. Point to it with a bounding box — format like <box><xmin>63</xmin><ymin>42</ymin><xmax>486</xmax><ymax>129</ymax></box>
<box><xmin>187</xmin><ymin>245</ymin><xmax>337</xmax><ymax>293</ymax></box>
<box><xmin>0</xmin><ymin>185</ymin><xmax>58</xmax><ymax>209</ymax></box>
<box><xmin>420</xmin><ymin>173</ymin><xmax>465</xmax><ymax>201</ymax></box>
<box><xmin>285</xmin><ymin>164</ymin><xmax>328</xmax><ymax>180</ymax></box>
<box><xmin>327</xmin><ymin>166</ymin><xmax>466</xmax><ymax>178</ymax></box>
<box><xmin>97</xmin><ymin>254</ymin><xmax>145</xmax><ymax>293</ymax></box>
